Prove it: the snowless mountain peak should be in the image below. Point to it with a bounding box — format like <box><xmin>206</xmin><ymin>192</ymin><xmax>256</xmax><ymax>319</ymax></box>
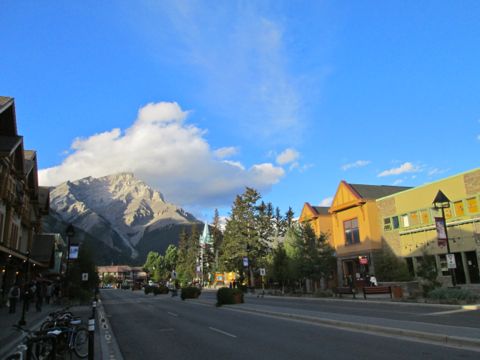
<box><xmin>49</xmin><ymin>173</ymin><xmax>197</xmax><ymax>250</ymax></box>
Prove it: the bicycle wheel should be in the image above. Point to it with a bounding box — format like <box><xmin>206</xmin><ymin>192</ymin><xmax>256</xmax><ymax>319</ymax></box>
<box><xmin>40</xmin><ymin>320</ymin><xmax>54</xmax><ymax>331</ymax></box>
<box><xmin>31</xmin><ymin>338</ymin><xmax>54</xmax><ymax>360</ymax></box>
<box><xmin>73</xmin><ymin>327</ymin><xmax>89</xmax><ymax>358</ymax></box>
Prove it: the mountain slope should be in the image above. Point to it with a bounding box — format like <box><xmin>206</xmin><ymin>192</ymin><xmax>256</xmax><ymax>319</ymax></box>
<box><xmin>46</xmin><ymin>173</ymin><xmax>199</xmax><ymax>263</ymax></box>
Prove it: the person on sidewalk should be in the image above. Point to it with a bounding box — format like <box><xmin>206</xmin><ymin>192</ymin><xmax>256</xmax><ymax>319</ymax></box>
<box><xmin>369</xmin><ymin>275</ymin><xmax>378</xmax><ymax>287</ymax></box>
<box><xmin>46</xmin><ymin>282</ymin><xmax>53</xmax><ymax>305</ymax></box>
<box><xmin>8</xmin><ymin>284</ymin><xmax>21</xmax><ymax>314</ymax></box>
<box><xmin>36</xmin><ymin>282</ymin><xmax>46</xmax><ymax>312</ymax></box>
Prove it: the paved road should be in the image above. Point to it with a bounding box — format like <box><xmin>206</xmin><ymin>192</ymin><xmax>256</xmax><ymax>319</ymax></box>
<box><xmin>199</xmin><ymin>291</ymin><xmax>480</xmax><ymax>328</ymax></box>
<box><xmin>101</xmin><ymin>289</ymin><xmax>479</xmax><ymax>360</ymax></box>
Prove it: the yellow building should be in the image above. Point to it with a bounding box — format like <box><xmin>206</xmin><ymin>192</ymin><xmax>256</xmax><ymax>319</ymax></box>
<box><xmin>329</xmin><ymin>181</ymin><xmax>410</xmax><ymax>286</ymax></box>
<box><xmin>377</xmin><ymin>168</ymin><xmax>480</xmax><ymax>285</ymax></box>
<box><xmin>298</xmin><ymin>203</ymin><xmax>333</xmax><ymax>243</ymax></box>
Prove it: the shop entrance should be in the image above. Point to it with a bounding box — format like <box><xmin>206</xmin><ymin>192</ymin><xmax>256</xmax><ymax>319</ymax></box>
<box><xmin>453</xmin><ymin>252</ymin><xmax>466</xmax><ymax>284</ymax></box>
<box><xmin>465</xmin><ymin>251</ymin><xmax>480</xmax><ymax>284</ymax></box>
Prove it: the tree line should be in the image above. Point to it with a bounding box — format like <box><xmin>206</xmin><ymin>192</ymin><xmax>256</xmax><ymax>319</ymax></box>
<box><xmin>143</xmin><ymin>187</ymin><xmax>336</xmax><ymax>292</ymax></box>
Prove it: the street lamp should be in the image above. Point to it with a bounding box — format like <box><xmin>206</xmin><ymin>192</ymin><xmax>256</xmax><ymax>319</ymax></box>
<box><xmin>432</xmin><ymin>190</ymin><xmax>456</xmax><ymax>287</ymax></box>
<box><xmin>64</xmin><ymin>224</ymin><xmax>75</xmax><ymax>296</ymax></box>
<box><xmin>18</xmin><ymin>251</ymin><xmax>30</xmax><ymax>326</ymax></box>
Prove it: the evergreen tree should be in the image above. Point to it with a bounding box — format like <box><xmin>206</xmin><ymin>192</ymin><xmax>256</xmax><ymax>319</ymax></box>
<box><xmin>164</xmin><ymin>245</ymin><xmax>178</xmax><ymax>275</ymax></box>
<box><xmin>271</xmin><ymin>244</ymin><xmax>289</xmax><ymax>293</ymax></box>
<box><xmin>285</xmin><ymin>207</ymin><xmax>295</xmax><ymax>229</ymax></box>
<box><xmin>211</xmin><ymin>208</ymin><xmax>223</xmax><ymax>272</ymax></box>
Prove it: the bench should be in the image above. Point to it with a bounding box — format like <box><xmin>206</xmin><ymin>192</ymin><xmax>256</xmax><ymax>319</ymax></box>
<box><xmin>362</xmin><ymin>286</ymin><xmax>392</xmax><ymax>299</ymax></box>
<box><xmin>335</xmin><ymin>287</ymin><xmax>356</xmax><ymax>299</ymax></box>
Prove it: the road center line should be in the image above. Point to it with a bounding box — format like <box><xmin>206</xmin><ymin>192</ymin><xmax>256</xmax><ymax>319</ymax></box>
<box><xmin>167</xmin><ymin>312</ymin><xmax>178</xmax><ymax>317</ymax></box>
<box><xmin>208</xmin><ymin>327</ymin><xmax>237</xmax><ymax>338</ymax></box>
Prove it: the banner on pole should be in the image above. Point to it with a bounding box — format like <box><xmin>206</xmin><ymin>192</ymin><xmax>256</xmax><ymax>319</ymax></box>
<box><xmin>435</xmin><ymin>217</ymin><xmax>447</xmax><ymax>247</ymax></box>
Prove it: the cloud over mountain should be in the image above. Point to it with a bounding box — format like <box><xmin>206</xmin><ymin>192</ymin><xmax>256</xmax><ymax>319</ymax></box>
<box><xmin>39</xmin><ymin>102</ymin><xmax>285</xmax><ymax>208</ymax></box>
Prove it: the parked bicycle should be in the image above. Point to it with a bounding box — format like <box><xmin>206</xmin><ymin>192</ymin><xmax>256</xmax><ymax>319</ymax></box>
<box><xmin>5</xmin><ymin>325</ymin><xmax>60</xmax><ymax>360</ymax></box>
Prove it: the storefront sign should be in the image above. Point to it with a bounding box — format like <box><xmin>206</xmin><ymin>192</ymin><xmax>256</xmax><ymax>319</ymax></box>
<box><xmin>446</xmin><ymin>254</ymin><xmax>456</xmax><ymax>269</ymax></box>
<box><xmin>69</xmin><ymin>245</ymin><xmax>79</xmax><ymax>259</ymax></box>
<box><xmin>359</xmin><ymin>256</ymin><xmax>368</xmax><ymax>265</ymax></box>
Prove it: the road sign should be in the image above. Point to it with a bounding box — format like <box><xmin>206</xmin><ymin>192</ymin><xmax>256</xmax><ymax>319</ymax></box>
<box><xmin>446</xmin><ymin>254</ymin><xmax>456</xmax><ymax>269</ymax></box>
<box><xmin>243</xmin><ymin>257</ymin><xmax>249</xmax><ymax>267</ymax></box>
<box><xmin>82</xmin><ymin>273</ymin><xmax>89</xmax><ymax>281</ymax></box>
<box><xmin>171</xmin><ymin>270</ymin><xmax>177</xmax><ymax>279</ymax></box>
<box><xmin>259</xmin><ymin>268</ymin><xmax>266</xmax><ymax>276</ymax></box>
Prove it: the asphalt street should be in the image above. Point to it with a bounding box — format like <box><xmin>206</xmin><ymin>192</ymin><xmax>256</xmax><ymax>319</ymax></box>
<box><xmin>100</xmin><ymin>289</ymin><xmax>480</xmax><ymax>360</ymax></box>
<box><xmin>198</xmin><ymin>291</ymin><xmax>480</xmax><ymax>329</ymax></box>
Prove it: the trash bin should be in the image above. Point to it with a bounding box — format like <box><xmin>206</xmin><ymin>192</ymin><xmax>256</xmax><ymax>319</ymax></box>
<box><xmin>392</xmin><ymin>285</ymin><xmax>403</xmax><ymax>299</ymax></box>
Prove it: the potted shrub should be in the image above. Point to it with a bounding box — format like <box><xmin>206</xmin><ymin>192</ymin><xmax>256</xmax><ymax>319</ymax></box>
<box><xmin>180</xmin><ymin>286</ymin><xmax>201</xmax><ymax>300</ymax></box>
<box><xmin>216</xmin><ymin>287</ymin><xmax>244</xmax><ymax>306</ymax></box>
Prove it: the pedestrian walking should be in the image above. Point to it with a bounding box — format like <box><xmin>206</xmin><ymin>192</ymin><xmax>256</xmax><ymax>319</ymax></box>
<box><xmin>8</xmin><ymin>284</ymin><xmax>21</xmax><ymax>314</ymax></box>
<box><xmin>36</xmin><ymin>282</ymin><xmax>46</xmax><ymax>312</ymax></box>
<box><xmin>46</xmin><ymin>283</ymin><xmax>53</xmax><ymax>304</ymax></box>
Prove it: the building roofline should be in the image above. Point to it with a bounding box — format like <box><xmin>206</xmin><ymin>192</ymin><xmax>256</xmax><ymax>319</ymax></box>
<box><xmin>376</xmin><ymin>167</ymin><xmax>480</xmax><ymax>201</ymax></box>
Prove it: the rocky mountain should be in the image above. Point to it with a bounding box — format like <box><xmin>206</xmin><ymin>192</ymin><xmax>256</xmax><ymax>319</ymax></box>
<box><xmin>45</xmin><ymin>173</ymin><xmax>201</xmax><ymax>264</ymax></box>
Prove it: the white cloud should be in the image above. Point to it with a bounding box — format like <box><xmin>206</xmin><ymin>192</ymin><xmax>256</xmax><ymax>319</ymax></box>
<box><xmin>378</xmin><ymin>162</ymin><xmax>420</xmax><ymax>177</ymax></box>
<box><xmin>392</xmin><ymin>179</ymin><xmax>404</xmax><ymax>185</ymax></box>
<box><xmin>39</xmin><ymin>102</ymin><xmax>285</xmax><ymax>208</ymax></box>
<box><xmin>428</xmin><ymin>168</ymin><xmax>449</xmax><ymax>177</ymax></box>
<box><xmin>276</xmin><ymin>148</ymin><xmax>300</xmax><ymax>165</ymax></box>
<box><xmin>341</xmin><ymin>160</ymin><xmax>371</xmax><ymax>171</ymax></box>
<box><xmin>134</xmin><ymin>3</ymin><xmax>305</xmax><ymax>143</ymax></box>
<box><xmin>214</xmin><ymin>147</ymin><xmax>239</xmax><ymax>159</ymax></box>
<box><xmin>319</xmin><ymin>197</ymin><xmax>333</xmax><ymax>207</ymax></box>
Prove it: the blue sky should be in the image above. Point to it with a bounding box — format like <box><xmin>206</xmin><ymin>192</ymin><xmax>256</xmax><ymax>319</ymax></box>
<box><xmin>1</xmin><ymin>1</ymin><xmax>479</xmax><ymax>220</ymax></box>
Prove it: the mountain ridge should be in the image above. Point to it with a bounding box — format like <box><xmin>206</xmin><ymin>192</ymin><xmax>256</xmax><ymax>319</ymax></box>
<box><xmin>45</xmin><ymin>173</ymin><xmax>200</xmax><ymax>263</ymax></box>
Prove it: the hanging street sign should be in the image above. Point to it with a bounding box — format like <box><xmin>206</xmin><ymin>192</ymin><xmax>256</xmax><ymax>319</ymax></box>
<box><xmin>243</xmin><ymin>257</ymin><xmax>249</xmax><ymax>267</ymax></box>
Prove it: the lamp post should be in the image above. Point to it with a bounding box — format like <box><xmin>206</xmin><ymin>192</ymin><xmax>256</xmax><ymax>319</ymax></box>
<box><xmin>64</xmin><ymin>224</ymin><xmax>75</xmax><ymax>296</ymax></box>
<box><xmin>433</xmin><ymin>190</ymin><xmax>456</xmax><ymax>287</ymax></box>
<box><xmin>18</xmin><ymin>251</ymin><xmax>30</xmax><ymax>326</ymax></box>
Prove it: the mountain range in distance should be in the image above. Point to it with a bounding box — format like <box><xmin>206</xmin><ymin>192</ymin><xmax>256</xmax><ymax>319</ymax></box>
<box><xmin>41</xmin><ymin>173</ymin><xmax>203</xmax><ymax>265</ymax></box>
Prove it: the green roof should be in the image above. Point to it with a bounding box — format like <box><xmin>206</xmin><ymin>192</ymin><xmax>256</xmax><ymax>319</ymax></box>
<box><xmin>350</xmin><ymin>184</ymin><xmax>412</xmax><ymax>199</ymax></box>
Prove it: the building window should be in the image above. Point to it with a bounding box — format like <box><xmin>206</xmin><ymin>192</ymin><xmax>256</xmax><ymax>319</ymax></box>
<box><xmin>10</xmin><ymin>223</ymin><xmax>19</xmax><ymax>249</ymax></box>
<box><xmin>0</xmin><ymin>212</ymin><xmax>4</xmax><ymax>243</ymax></box>
<box><xmin>444</xmin><ymin>207</ymin><xmax>453</xmax><ymax>219</ymax></box>
<box><xmin>420</xmin><ymin>210</ymin><xmax>429</xmax><ymax>224</ymax></box>
<box><xmin>410</xmin><ymin>211</ymin><xmax>419</xmax><ymax>226</ymax></box>
<box><xmin>467</xmin><ymin>197</ymin><xmax>478</xmax><ymax>214</ymax></box>
<box><xmin>392</xmin><ymin>216</ymin><xmax>400</xmax><ymax>229</ymax></box>
<box><xmin>453</xmin><ymin>200</ymin><xmax>465</xmax><ymax>217</ymax></box>
<box><xmin>438</xmin><ymin>255</ymin><xmax>450</xmax><ymax>276</ymax></box>
<box><xmin>383</xmin><ymin>218</ymin><xmax>392</xmax><ymax>231</ymax></box>
<box><xmin>344</xmin><ymin>218</ymin><xmax>360</xmax><ymax>245</ymax></box>
<box><xmin>401</xmin><ymin>214</ymin><xmax>409</xmax><ymax>228</ymax></box>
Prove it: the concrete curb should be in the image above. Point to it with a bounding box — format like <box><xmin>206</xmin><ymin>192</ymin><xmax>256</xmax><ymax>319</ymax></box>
<box><xmin>97</xmin><ymin>299</ymin><xmax>124</xmax><ymax>360</ymax></box>
<box><xmin>243</xmin><ymin>293</ymin><xmax>480</xmax><ymax>309</ymax></box>
<box><xmin>224</xmin><ymin>305</ymin><xmax>480</xmax><ymax>351</ymax></box>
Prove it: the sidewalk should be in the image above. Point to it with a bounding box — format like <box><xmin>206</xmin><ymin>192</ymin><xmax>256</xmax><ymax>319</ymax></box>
<box><xmin>0</xmin><ymin>301</ymin><xmax>102</xmax><ymax>359</ymax></box>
